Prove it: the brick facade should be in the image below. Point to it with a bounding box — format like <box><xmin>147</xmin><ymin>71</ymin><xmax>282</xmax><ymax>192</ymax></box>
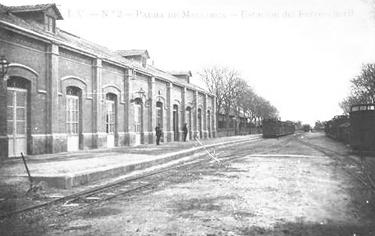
<box><xmin>0</xmin><ymin>3</ymin><xmax>216</xmax><ymax>159</ymax></box>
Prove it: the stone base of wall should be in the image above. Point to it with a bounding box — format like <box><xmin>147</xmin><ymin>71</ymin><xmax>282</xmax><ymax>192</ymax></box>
<box><xmin>202</xmin><ymin>130</ymin><xmax>209</xmax><ymax>139</ymax></box>
<box><xmin>178</xmin><ymin>130</ymin><xmax>185</xmax><ymax>141</ymax></box>
<box><xmin>82</xmin><ymin>133</ymin><xmax>92</xmax><ymax>150</ymax></box>
<box><xmin>192</xmin><ymin>131</ymin><xmax>199</xmax><ymax>140</ymax></box>
<box><xmin>188</xmin><ymin>132</ymin><xmax>193</xmax><ymax>141</ymax></box>
<box><xmin>124</xmin><ymin>132</ymin><xmax>135</xmax><ymax>146</ymax></box>
<box><xmin>0</xmin><ymin>137</ymin><xmax>8</xmax><ymax>159</ymax></box>
<box><xmin>30</xmin><ymin>134</ymin><xmax>49</xmax><ymax>155</ymax></box>
<box><xmin>123</xmin><ymin>132</ymin><xmax>130</xmax><ymax>146</ymax></box>
<box><xmin>0</xmin><ymin>128</ymin><xmax>217</xmax><ymax>159</ymax></box>
<box><xmin>217</xmin><ymin>129</ymin><xmax>236</xmax><ymax>137</ymax></box>
<box><xmin>118</xmin><ymin>132</ymin><xmax>126</xmax><ymax>146</ymax></box>
<box><xmin>124</xmin><ymin>132</ymin><xmax>147</xmax><ymax>146</ymax></box>
<box><xmin>91</xmin><ymin>132</ymin><xmax>107</xmax><ymax>149</ymax></box>
<box><xmin>172</xmin><ymin>132</ymin><xmax>180</xmax><ymax>142</ymax></box>
<box><xmin>51</xmin><ymin>134</ymin><xmax>67</xmax><ymax>153</ymax></box>
<box><xmin>165</xmin><ymin>131</ymin><xmax>173</xmax><ymax>142</ymax></box>
<box><xmin>144</xmin><ymin>131</ymin><xmax>155</xmax><ymax>144</ymax></box>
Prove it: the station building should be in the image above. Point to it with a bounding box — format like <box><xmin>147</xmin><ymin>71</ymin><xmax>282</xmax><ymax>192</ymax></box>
<box><xmin>0</xmin><ymin>4</ymin><xmax>216</xmax><ymax>159</ymax></box>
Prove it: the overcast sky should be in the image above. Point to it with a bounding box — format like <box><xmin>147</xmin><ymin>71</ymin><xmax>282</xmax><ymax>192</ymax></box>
<box><xmin>4</xmin><ymin>0</ymin><xmax>375</xmax><ymax>125</ymax></box>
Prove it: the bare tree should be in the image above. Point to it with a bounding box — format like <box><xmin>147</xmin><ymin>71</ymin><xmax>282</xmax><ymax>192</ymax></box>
<box><xmin>200</xmin><ymin>66</ymin><xmax>227</xmax><ymax>115</ymax></box>
<box><xmin>340</xmin><ymin>63</ymin><xmax>375</xmax><ymax>113</ymax></box>
<box><xmin>200</xmin><ymin>66</ymin><xmax>279</xmax><ymax>134</ymax></box>
<box><xmin>200</xmin><ymin>66</ymin><xmax>241</xmax><ymax>133</ymax></box>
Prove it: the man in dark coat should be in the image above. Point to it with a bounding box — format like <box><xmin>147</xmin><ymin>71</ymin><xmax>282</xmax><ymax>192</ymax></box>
<box><xmin>155</xmin><ymin>123</ymin><xmax>162</xmax><ymax>145</ymax></box>
<box><xmin>182</xmin><ymin>123</ymin><xmax>188</xmax><ymax>142</ymax></box>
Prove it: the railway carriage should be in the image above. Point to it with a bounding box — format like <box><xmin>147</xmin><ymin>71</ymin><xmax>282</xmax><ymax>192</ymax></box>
<box><xmin>262</xmin><ymin>119</ymin><xmax>295</xmax><ymax>138</ymax></box>
<box><xmin>324</xmin><ymin>115</ymin><xmax>350</xmax><ymax>143</ymax></box>
<box><xmin>350</xmin><ymin>104</ymin><xmax>375</xmax><ymax>153</ymax></box>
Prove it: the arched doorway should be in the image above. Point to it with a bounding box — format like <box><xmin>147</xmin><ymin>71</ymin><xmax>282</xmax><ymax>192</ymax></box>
<box><xmin>66</xmin><ymin>86</ymin><xmax>81</xmax><ymax>152</ymax></box>
<box><xmin>198</xmin><ymin>108</ymin><xmax>202</xmax><ymax>139</ymax></box>
<box><xmin>186</xmin><ymin>107</ymin><xmax>192</xmax><ymax>140</ymax></box>
<box><xmin>106</xmin><ymin>93</ymin><xmax>117</xmax><ymax>148</ymax></box>
<box><xmin>156</xmin><ymin>101</ymin><xmax>163</xmax><ymax>143</ymax></box>
<box><xmin>156</xmin><ymin>101</ymin><xmax>163</xmax><ymax>128</ymax></box>
<box><xmin>173</xmin><ymin>104</ymin><xmax>179</xmax><ymax>141</ymax></box>
<box><xmin>134</xmin><ymin>98</ymin><xmax>142</xmax><ymax>145</ymax></box>
<box><xmin>7</xmin><ymin>77</ymin><xmax>30</xmax><ymax>157</ymax></box>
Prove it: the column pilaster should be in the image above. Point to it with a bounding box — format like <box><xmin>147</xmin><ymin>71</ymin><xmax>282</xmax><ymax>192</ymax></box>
<box><xmin>124</xmin><ymin>68</ymin><xmax>133</xmax><ymax>145</ymax></box>
<box><xmin>92</xmin><ymin>58</ymin><xmax>106</xmax><ymax>148</ymax></box>
<box><xmin>47</xmin><ymin>44</ymin><xmax>63</xmax><ymax>153</ymax></box>
<box><xmin>166</xmin><ymin>82</ymin><xmax>173</xmax><ymax>142</ymax></box>
<box><xmin>193</xmin><ymin>90</ymin><xmax>199</xmax><ymax>139</ymax></box>
<box><xmin>181</xmin><ymin>87</ymin><xmax>186</xmax><ymax>141</ymax></box>
<box><xmin>148</xmin><ymin>77</ymin><xmax>156</xmax><ymax>144</ymax></box>
<box><xmin>0</xmin><ymin>73</ymin><xmax>8</xmax><ymax>159</ymax></box>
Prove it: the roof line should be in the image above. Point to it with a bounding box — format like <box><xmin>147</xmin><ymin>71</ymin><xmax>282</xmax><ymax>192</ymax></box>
<box><xmin>8</xmin><ymin>3</ymin><xmax>63</xmax><ymax>20</ymax></box>
<box><xmin>0</xmin><ymin>19</ymin><xmax>213</xmax><ymax>96</ymax></box>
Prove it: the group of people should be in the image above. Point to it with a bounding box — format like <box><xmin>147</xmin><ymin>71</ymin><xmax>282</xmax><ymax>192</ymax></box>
<box><xmin>155</xmin><ymin>123</ymin><xmax>189</xmax><ymax>145</ymax></box>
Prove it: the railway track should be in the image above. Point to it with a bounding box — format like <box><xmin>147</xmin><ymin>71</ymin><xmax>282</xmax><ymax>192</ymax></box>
<box><xmin>0</xmin><ymin>136</ymin><xmax>263</xmax><ymax>220</ymax></box>
<box><xmin>295</xmin><ymin>136</ymin><xmax>375</xmax><ymax>194</ymax></box>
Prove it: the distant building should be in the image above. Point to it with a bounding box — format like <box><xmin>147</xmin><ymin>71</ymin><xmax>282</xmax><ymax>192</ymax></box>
<box><xmin>0</xmin><ymin>3</ymin><xmax>216</xmax><ymax>159</ymax></box>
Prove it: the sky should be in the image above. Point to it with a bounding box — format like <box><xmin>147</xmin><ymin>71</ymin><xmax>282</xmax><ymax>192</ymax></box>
<box><xmin>3</xmin><ymin>0</ymin><xmax>375</xmax><ymax>125</ymax></box>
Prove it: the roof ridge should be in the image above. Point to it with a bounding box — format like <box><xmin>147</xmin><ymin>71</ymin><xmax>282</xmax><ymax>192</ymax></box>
<box><xmin>8</xmin><ymin>3</ymin><xmax>55</xmax><ymax>10</ymax></box>
<box><xmin>0</xmin><ymin>3</ymin><xmax>10</xmax><ymax>13</ymax></box>
<box><xmin>8</xmin><ymin>3</ymin><xmax>63</xmax><ymax>20</ymax></box>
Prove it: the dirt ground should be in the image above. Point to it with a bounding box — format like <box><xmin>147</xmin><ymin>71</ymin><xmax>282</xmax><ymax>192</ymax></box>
<box><xmin>41</xmin><ymin>133</ymin><xmax>375</xmax><ymax>236</ymax></box>
<box><xmin>1</xmin><ymin>133</ymin><xmax>375</xmax><ymax>235</ymax></box>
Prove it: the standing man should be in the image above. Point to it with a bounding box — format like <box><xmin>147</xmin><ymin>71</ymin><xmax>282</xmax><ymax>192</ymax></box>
<box><xmin>155</xmin><ymin>123</ymin><xmax>162</xmax><ymax>145</ymax></box>
<box><xmin>182</xmin><ymin>123</ymin><xmax>188</xmax><ymax>142</ymax></box>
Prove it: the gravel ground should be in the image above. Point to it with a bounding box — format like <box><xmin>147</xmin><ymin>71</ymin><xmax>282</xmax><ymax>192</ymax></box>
<box><xmin>1</xmin><ymin>133</ymin><xmax>375</xmax><ymax>235</ymax></box>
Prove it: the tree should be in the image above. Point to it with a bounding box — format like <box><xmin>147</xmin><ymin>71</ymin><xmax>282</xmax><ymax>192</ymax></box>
<box><xmin>314</xmin><ymin>120</ymin><xmax>324</xmax><ymax>130</ymax></box>
<box><xmin>295</xmin><ymin>121</ymin><xmax>303</xmax><ymax>130</ymax></box>
<box><xmin>200</xmin><ymin>65</ymin><xmax>279</xmax><ymax>134</ymax></box>
<box><xmin>200</xmin><ymin>66</ymin><xmax>242</xmax><ymax>133</ymax></box>
<box><xmin>340</xmin><ymin>63</ymin><xmax>375</xmax><ymax>113</ymax></box>
<box><xmin>339</xmin><ymin>96</ymin><xmax>363</xmax><ymax>114</ymax></box>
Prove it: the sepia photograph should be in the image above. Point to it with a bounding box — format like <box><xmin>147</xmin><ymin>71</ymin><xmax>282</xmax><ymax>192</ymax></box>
<box><xmin>0</xmin><ymin>0</ymin><xmax>375</xmax><ymax>235</ymax></box>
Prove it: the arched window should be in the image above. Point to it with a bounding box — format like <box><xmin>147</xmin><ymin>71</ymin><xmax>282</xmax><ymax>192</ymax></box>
<box><xmin>106</xmin><ymin>93</ymin><xmax>116</xmax><ymax>134</ymax></box>
<box><xmin>133</xmin><ymin>98</ymin><xmax>142</xmax><ymax>133</ymax></box>
<box><xmin>106</xmin><ymin>93</ymin><xmax>117</xmax><ymax>148</ymax></box>
<box><xmin>7</xmin><ymin>77</ymin><xmax>29</xmax><ymax>89</ymax></box>
<box><xmin>66</xmin><ymin>86</ymin><xmax>81</xmax><ymax>96</ymax></box>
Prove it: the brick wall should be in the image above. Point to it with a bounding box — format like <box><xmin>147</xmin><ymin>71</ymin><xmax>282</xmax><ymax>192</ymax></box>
<box><xmin>0</xmin><ymin>25</ymin><xmax>216</xmax><ymax>159</ymax></box>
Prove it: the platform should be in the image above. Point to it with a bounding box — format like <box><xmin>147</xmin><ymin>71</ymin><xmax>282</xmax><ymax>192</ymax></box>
<box><xmin>0</xmin><ymin>135</ymin><xmax>260</xmax><ymax>189</ymax></box>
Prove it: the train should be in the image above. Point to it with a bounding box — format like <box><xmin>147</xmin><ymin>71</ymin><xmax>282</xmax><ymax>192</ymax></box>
<box><xmin>325</xmin><ymin>103</ymin><xmax>375</xmax><ymax>154</ymax></box>
<box><xmin>262</xmin><ymin>119</ymin><xmax>295</xmax><ymax>138</ymax></box>
<box><xmin>324</xmin><ymin>115</ymin><xmax>350</xmax><ymax>143</ymax></box>
<box><xmin>350</xmin><ymin>104</ymin><xmax>375</xmax><ymax>153</ymax></box>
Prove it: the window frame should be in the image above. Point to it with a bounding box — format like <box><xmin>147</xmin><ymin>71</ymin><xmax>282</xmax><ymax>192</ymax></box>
<box><xmin>45</xmin><ymin>15</ymin><xmax>56</xmax><ymax>33</ymax></box>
